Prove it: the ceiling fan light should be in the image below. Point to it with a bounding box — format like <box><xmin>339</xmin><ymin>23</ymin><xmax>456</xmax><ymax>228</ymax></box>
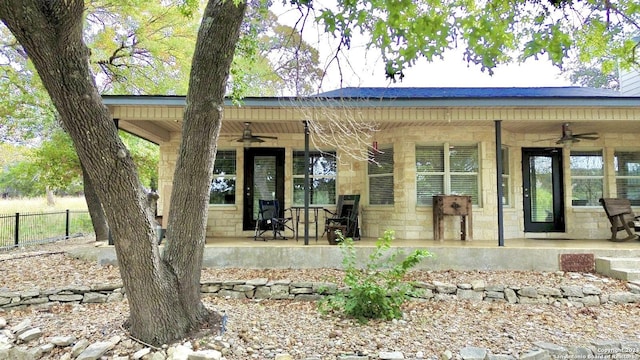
<box><xmin>243</xmin><ymin>139</ymin><xmax>252</xmax><ymax>148</ymax></box>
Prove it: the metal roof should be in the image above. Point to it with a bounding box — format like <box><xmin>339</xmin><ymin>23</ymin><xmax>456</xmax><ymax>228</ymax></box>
<box><xmin>315</xmin><ymin>86</ymin><xmax>624</xmax><ymax>98</ymax></box>
<box><xmin>101</xmin><ymin>87</ymin><xmax>639</xmax><ymax>108</ymax></box>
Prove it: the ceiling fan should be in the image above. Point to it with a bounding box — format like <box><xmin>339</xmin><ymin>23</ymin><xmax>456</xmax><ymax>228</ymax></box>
<box><xmin>542</xmin><ymin>123</ymin><xmax>599</xmax><ymax>144</ymax></box>
<box><xmin>236</xmin><ymin>122</ymin><xmax>277</xmax><ymax>145</ymax></box>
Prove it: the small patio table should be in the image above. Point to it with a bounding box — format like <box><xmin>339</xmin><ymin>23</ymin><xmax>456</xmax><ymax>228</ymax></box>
<box><xmin>291</xmin><ymin>205</ymin><xmax>325</xmax><ymax>242</ymax></box>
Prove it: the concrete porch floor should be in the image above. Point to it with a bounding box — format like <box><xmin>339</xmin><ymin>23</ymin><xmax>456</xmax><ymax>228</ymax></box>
<box><xmin>86</xmin><ymin>234</ymin><xmax>640</xmax><ymax>272</ymax></box>
<box><xmin>194</xmin><ymin>235</ymin><xmax>640</xmax><ymax>272</ymax></box>
<box><xmin>205</xmin><ymin>234</ymin><xmax>640</xmax><ymax>250</ymax></box>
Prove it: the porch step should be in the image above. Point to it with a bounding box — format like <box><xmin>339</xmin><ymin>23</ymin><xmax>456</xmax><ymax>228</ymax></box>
<box><xmin>595</xmin><ymin>257</ymin><xmax>640</xmax><ymax>281</ymax></box>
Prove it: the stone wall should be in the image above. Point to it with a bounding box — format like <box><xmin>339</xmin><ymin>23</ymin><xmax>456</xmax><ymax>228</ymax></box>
<box><xmin>127</xmin><ymin>98</ymin><xmax>640</xmax><ymax>242</ymax></box>
<box><xmin>3</xmin><ymin>278</ymin><xmax>640</xmax><ymax>360</ymax></box>
<box><xmin>3</xmin><ymin>278</ymin><xmax>640</xmax><ymax>310</ymax></box>
<box><xmin>0</xmin><ymin>284</ymin><xmax>124</xmax><ymax>309</ymax></box>
<box><xmin>196</xmin><ymin>124</ymin><xmax>640</xmax><ymax>241</ymax></box>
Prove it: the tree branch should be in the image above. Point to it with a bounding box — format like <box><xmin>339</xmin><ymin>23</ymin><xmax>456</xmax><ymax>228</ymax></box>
<box><xmin>291</xmin><ymin>97</ymin><xmax>380</xmax><ymax>164</ymax></box>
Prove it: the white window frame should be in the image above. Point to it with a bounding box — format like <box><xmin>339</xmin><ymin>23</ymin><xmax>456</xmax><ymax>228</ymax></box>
<box><xmin>368</xmin><ymin>145</ymin><xmax>394</xmax><ymax>206</ymax></box>
<box><xmin>501</xmin><ymin>146</ymin><xmax>510</xmax><ymax>207</ymax></box>
<box><xmin>416</xmin><ymin>143</ymin><xmax>480</xmax><ymax>206</ymax></box>
<box><xmin>570</xmin><ymin>150</ymin><xmax>603</xmax><ymax>207</ymax></box>
<box><xmin>292</xmin><ymin>150</ymin><xmax>337</xmax><ymax>206</ymax></box>
<box><xmin>614</xmin><ymin>150</ymin><xmax>640</xmax><ymax>204</ymax></box>
<box><xmin>209</xmin><ymin>149</ymin><xmax>237</xmax><ymax>205</ymax></box>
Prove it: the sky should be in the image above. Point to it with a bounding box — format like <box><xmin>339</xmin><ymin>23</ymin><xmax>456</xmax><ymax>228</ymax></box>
<box><xmin>274</xmin><ymin>3</ymin><xmax>574</xmax><ymax>91</ymax></box>
<box><xmin>321</xmin><ymin>47</ymin><xmax>573</xmax><ymax>89</ymax></box>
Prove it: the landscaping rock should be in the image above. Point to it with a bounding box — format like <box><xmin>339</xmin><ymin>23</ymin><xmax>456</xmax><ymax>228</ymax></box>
<box><xmin>379</xmin><ymin>351</ymin><xmax>404</xmax><ymax>359</ymax></box>
<box><xmin>48</xmin><ymin>335</ymin><xmax>76</xmax><ymax>347</ymax></box>
<box><xmin>75</xmin><ymin>341</ymin><xmax>114</xmax><ymax>360</ymax></box>
<box><xmin>459</xmin><ymin>346</ymin><xmax>487</xmax><ymax>360</ymax></box>
<box><xmin>17</xmin><ymin>328</ymin><xmax>42</xmax><ymax>343</ymax></box>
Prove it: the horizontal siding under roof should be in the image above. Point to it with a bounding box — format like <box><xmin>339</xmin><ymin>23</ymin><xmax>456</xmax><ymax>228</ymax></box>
<box><xmin>620</xmin><ymin>69</ymin><xmax>640</xmax><ymax>96</ymax></box>
<box><xmin>112</xmin><ymin>104</ymin><xmax>640</xmax><ymax>123</ymax></box>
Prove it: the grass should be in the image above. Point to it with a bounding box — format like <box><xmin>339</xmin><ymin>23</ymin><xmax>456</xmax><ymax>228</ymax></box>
<box><xmin>0</xmin><ymin>196</ymin><xmax>92</xmax><ymax>249</ymax></box>
<box><xmin>0</xmin><ymin>196</ymin><xmax>88</xmax><ymax>214</ymax></box>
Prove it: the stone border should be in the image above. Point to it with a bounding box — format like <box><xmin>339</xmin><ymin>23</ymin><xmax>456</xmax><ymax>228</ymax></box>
<box><xmin>2</xmin><ymin>279</ymin><xmax>640</xmax><ymax>359</ymax></box>
<box><xmin>2</xmin><ymin>278</ymin><xmax>640</xmax><ymax>310</ymax></box>
<box><xmin>0</xmin><ymin>284</ymin><xmax>124</xmax><ymax>309</ymax></box>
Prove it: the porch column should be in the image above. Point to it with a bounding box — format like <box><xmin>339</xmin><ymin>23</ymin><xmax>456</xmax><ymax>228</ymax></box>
<box><xmin>158</xmin><ymin>133</ymin><xmax>181</xmax><ymax>229</ymax></box>
<box><xmin>303</xmin><ymin>120</ymin><xmax>310</xmax><ymax>245</ymax></box>
<box><xmin>495</xmin><ymin>120</ymin><xmax>505</xmax><ymax>246</ymax></box>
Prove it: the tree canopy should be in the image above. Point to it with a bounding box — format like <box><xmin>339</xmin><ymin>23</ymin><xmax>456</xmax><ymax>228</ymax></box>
<box><xmin>298</xmin><ymin>0</ymin><xmax>639</xmax><ymax>81</ymax></box>
<box><xmin>1</xmin><ymin>0</ymin><xmax>639</xmax><ymax>347</ymax></box>
<box><xmin>0</xmin><ymin>0</ymin><xmax>324</xmax><ymax>198</ymax></box>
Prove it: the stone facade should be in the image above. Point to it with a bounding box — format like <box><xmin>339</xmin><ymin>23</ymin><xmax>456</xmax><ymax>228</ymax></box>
<box><xmin>132</xmin><ymin>104</ymin><xmax>640</xmax><ymax>241</ymax></box>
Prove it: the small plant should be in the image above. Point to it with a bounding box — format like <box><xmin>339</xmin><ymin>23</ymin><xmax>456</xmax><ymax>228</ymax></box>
<box><xmin>319</xmin><ymin>229</ymin><xmax>432</xmax><ymax>322</ymax></box>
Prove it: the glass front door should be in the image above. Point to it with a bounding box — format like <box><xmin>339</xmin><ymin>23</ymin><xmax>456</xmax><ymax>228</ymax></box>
<box><xmin>522</xmin><ymin>148</ymin><xmax>565</xmax><ymax>232</ymax></box>
<box><xmin>243</xmin><ymin>148</ymin><xmax>285</xmax><ymax>230</ymax></box>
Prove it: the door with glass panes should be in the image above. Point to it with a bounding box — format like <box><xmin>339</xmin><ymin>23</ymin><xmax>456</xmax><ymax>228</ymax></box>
<box><xmin>522</xmin><ymin>148</ymin><xmax>565</xmax><ymax>232</ymax></box>
<box><xmin>243</xmin><ymin>148</ymin><xmax>285</xmax><ymax>231</ymax></box>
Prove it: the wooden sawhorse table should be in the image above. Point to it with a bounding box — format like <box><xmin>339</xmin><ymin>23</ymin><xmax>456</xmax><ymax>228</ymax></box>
<box><xmin>433</xmin><ymin>195</ymin><xmax>473</xmax><ymax>241</ymax></box>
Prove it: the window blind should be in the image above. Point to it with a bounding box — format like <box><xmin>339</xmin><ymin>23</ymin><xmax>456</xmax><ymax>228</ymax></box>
<box><xmin>368</xmin><ymin>147</ymin><xmax>394</xmax><ymax>205</ymax></box>
<box><xmin>615</xmin><ymin>151</ymin><xmax>640</xmax><ymax>203</ymax></box>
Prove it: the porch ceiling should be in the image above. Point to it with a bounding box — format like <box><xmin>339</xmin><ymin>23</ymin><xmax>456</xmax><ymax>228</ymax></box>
<box><xmin>119</xmin><ymin>119</ymin><xmax>640</xmax><ymax>145</ymax></box>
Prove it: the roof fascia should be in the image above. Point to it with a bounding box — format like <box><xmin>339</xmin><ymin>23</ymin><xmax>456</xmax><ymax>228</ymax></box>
<box><xmin>101</xmin><ymin>95</ymin><xmax>640</xmax><ymax>108</ymax></box>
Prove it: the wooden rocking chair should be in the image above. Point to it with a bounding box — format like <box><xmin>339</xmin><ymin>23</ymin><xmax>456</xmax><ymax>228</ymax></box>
<box><xmin>323</xmin><ymin>194</ymin><xmax>361</xmax><ymax>240</ymax></box>
<box><xmin>599</xmin><ymin>198</ymin><xmax>640</xmax><ymax>242</ymax></box>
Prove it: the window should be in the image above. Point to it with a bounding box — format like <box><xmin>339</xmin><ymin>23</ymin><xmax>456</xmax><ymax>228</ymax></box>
<box><xmin>209</xmin><ymin>150</ymin><xmax>236</xmax><ymax>205</ymax></box>
<box><xmin>501</xmin><ymin>147</ymin><xmax>510</xmax><ymax>206</ymax></box>
<box><xmin>570</xmin><ymin>150</ymin><xmax>603</xmax><ymax>206</ymax></box>
<box><xmin>368</xmin><ymin>146</ymin><xmax>394</xmax><ymax>205</ymax></box>
<box><xmin>615</xmin><ymin>150</ymin><xmax>640</xmax><ymax>205</ymax></box>
<box><xmin>416</xmin><ymin>144</ymin><xmax>479</xmax><ymax>205</ymax></box>
<box><xmin>293</xmin><ymin>151</ymin><xmax>337</xmax><ymax>205</ymax></box>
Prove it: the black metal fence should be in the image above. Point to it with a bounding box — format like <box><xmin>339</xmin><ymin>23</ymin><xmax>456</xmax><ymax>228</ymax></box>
<box><xmin>0</xmin><ymin>210</ymin><xmax>93</xmax><ymax>250</ymax></box>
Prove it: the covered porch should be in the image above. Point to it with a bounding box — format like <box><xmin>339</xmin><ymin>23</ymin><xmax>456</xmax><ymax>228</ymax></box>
<box><xmin>103</xmin><ymin>87</ymin><xmax>640</xmax><ymax>245</ymax></box>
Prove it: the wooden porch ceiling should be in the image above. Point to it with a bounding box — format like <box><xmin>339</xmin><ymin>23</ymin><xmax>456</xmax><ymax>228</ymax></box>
<box><xmin>119</xmin><ymin>118</ymin><xmax>640</xmax><ymax>145</ymax></box>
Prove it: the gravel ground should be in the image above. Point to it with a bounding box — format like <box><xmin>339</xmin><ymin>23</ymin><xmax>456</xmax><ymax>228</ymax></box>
<box><xmin>1</xmin><ymin>238</ymin><xmax>640</xmax><ymax>359</ymax></box>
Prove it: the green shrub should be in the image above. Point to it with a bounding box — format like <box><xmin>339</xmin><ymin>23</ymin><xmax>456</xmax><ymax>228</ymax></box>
<box><xmin>319</xmin><ymin>229</ymin><xmax>432</xmax><ymax>322</ymax></box>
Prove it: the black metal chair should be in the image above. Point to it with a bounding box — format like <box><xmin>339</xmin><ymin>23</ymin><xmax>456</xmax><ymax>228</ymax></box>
<box><xmin>323</xmin><ymin>194</ymin><xmax>361</xmax><ymax>240</ymax></box>
<box><xmin>254</xmin><ymin>199</ymin><xmax>293</xmax><ymax>241</ymax></box>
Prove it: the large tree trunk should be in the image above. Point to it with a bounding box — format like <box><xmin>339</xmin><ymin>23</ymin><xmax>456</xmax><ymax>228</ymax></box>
<box><xmin>162</xmin><ymin>0</ymin><xmax>247</xmax><ymax>330</ymax></box>
<box><xmin>0</xmin><ymin>0</ymin><xmax>246</xmax><ymax>345</ymax></box>
<box><xmin>82</xmin><ymin>163</ymin><xmax>110</xmax><ymax>242</ymax></box>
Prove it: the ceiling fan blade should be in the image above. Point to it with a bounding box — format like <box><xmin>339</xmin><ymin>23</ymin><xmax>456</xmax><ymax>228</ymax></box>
<box><xmin>256</xmin><ymin>135</ymin><xmax>278</xmax><ymax>140</ymax></box>
<box><xmin>236</xmin><ymin>136</ymin><xmax>265</xmax><ymax>143</ymax></box>
<box><xmin>573</xmin><ymin>132</ymin><xmax>598</xmax><ymax>137</ymax></box>
<box><xmin>574</xmin><ymin>135</ymin><xmax>599</xmax><ymax>140</ymax></box>
<box><xmin>556</xmin><ymin>138</ymin><xmax>580</xmax><ymax>144</ymax></box>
